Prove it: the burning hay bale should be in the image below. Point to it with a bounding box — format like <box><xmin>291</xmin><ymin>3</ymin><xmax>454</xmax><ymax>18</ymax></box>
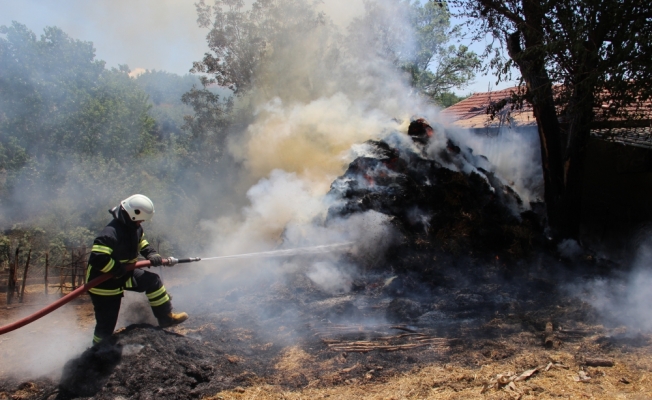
<box><xmin>327</xmin><ymin>118</ymin><xmax>542</xmax><ymax>270</ymax></box>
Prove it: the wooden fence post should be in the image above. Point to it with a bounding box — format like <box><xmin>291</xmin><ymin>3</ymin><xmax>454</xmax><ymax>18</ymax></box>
<box><xmin>58</xmin><ymin>249</ymin><xmax>66</xmax><ymax>294</ymax></box>
<box><xmin>7</xmin><ymin>247</ymin><xmax>19</xmax><ymax>305</ymax></box>
<box><xmin>71</xmin><ymin>247</ymin><xmax>76</xmax><ymax>290</ymax></box>
<box><xmin>19</xmin><ymin>249</ymin><xmax>31</xmax><ymax>303</ymax></box>
<box><xmin>5</xmin><ymin>245</ymin><xmax>10</xmax><ymax>305</ymax></box>
<box><xmin>44</xmin><ymin>251</ymin><xmax>49</xmax><ymax>295</ymax></box>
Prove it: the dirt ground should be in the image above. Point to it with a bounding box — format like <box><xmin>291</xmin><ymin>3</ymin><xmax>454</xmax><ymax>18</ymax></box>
<box><xmin>1</xmin><ymin>257</ymin><xmax>652</xmax><ymax>400</ymax></box>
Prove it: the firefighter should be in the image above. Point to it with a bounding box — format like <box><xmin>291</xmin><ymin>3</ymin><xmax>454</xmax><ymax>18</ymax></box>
<box><xmin>86</xmin><ymin>194</ymin><xmax>188</xmax><ymax>345</ymax></box>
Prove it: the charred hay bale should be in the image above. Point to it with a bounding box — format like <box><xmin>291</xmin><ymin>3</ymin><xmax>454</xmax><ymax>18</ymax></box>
<box><xmin>58</xmin><ymin>339</ymin><xmax>123</xmax><ymax>398</ymax></box>
<box><xmin>328</xmin><ymin>137</ymin><xmax>541</xmax><ymax>264</ymax></box>
<box><xmin>407</xmin><ymin>118</ymin><xmax>434</xmax><ymax>145</ymax></box>
<box><xmin>58</xmin><ymin>324</ymin><xmax>245</xmax><ymax>400</ymax></box>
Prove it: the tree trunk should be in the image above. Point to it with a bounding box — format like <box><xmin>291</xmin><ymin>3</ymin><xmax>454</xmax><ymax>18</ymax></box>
<box><xmin>44</xmin><ymin>252</ymin><xmax>49</xmax><ymax>295</ymax></box>
<box><xmin>7</xmin><ymin>247</ymin><xmax>20</xmax><ymax>304</ymax></box>
<box><xmin>560</xmin><ymin>42</ymin><xmax>600</xmax><ymax>240</ymax></box>
<box><xmin>19</xmin><ymin>249</ymin><xmax>31</xmax><ymax>303</ymax></box>
<box><xmin>561</xmin><ymin>91</ymin><xmax>593</xmax><ymax>240</ymax></box>
<box><xmin>503</xmin><ymin>0</ymin><xmax>598</xmax><ymax>241</ymax></box>
<box><xmin>506</xmin><ymin>30</ymin><xmax>569</xmax><ymax>239</ymax></box>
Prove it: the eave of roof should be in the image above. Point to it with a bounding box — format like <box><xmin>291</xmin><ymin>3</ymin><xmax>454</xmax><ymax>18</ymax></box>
<box><xmin>442</xmin><ymin>86</ymin><xmax>652</xmax><ymax>130</ymax></box>
<box><xmin>440</xmin><ymin>87</ymin><xmax>536</xmax><ymax>129</ymax></box>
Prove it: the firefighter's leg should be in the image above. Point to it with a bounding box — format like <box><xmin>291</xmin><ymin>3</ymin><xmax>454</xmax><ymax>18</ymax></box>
<box><xmin>129</xmin><ymin>268</ymin><xmax>188</xmax><ymax>327</ymax></box>
<box><xmin>89</xmin><ymin>292</ymin><xmax>122</xmax><ymax>345</ymax></box>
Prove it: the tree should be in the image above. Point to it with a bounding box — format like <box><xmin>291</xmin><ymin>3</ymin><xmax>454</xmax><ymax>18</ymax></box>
<box><xmin>193</xmin><ymin>0</ymin><xmax>478</xmax><ymax>104</ymax></box>
<box><xmin>180</xmin><ymin>87</ymin><xmax>233</xmax><ymax>170</ymax></box>
<box><xmin>453</xmin><ymin>0</ymin><xmax>652</xmax><ymax>240</ymax></box>
<box><xmin>404</xmin><ymin>1</ymin><xmax>480</xmax><ymax>103</ymax></box>
<box><xmin>193</xmin><ymin>0</ymin><xmax>333</xmax><ymax>98</ymax></box>
<box><xmin>0</xmin><ymin>22</ymin><xmax>105</xmax><ymax>158</ymax></box>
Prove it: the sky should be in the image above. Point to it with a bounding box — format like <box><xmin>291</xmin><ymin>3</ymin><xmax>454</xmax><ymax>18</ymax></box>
<box><xmin>0</xmin><ymin>0</ymin><xmax>516</xmax><ymax>95</ymax></box>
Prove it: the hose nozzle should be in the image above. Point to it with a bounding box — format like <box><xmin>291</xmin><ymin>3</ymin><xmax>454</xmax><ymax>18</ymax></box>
<box><xmin>165</xmin><ymin>257</ymin><xmax>201</xmax><ymax>266</ymax></box>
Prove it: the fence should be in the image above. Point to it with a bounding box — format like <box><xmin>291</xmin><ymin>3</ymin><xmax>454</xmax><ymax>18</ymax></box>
<box><xmin>0</xmin><ymin>245</ymin><xmax>89</xmax><ymax>304</ymax></box>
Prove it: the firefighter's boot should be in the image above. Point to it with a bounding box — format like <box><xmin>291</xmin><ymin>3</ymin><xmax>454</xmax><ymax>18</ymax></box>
<box><xmin>158</xmin><ymin>311</ymin><xmax>188</xmax><ymax>328</ymax></box>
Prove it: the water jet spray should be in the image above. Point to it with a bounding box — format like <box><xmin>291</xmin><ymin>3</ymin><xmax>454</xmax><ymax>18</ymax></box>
<box><xmin>0</xmin><ymin>242</ymin><xmax>354</xmax><ymax>336</ymax></box>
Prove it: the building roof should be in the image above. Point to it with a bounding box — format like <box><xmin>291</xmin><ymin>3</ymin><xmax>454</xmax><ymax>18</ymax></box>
<box><xmin>441</xmin><ymin>87</ymin><xmax>536</xmax><ymax>129</ymax></box>
<box><xmin>442</xmin><ymin>87</ymin><xmax>652</xmax><ymax>148</ymax></box>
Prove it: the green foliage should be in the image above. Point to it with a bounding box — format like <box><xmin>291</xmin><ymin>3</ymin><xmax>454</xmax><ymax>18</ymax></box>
<box><xmin>193</xmin><ymin>0</ymin><xmax>329</xmax><ymax>96</ymax></box>
<box><xmin>134</xmin><ymin>70</ymin><xmax>202</xmax><ymax>106</ymax></box>
<box><xmin>181</xmin><ymin>87</ymin><xmax>232</xmax><ymax>167</ymax></box>
<box><xmin>435</xmin><ymin>91</ymin><xmax>469</xmax><ymax>108</ymax></box>
<box><xmin>351</xmin><ymin>0</ymin><xmax>480</xmax><ymax>101</ymax></box>
<box><xmin>453</xmin><ymin>0</ymin><xmax>652</xmax><ymax>121</ymax></box>
<box><xmin>60</xmin><ymin>68</ymin><xmax>158</xmax><ymax>161</ymax></box>
<box><xmin>0</xmin><ymin>22</ymin><xmax>214</xmax><ymax>257</ymax></box>
<box><xmin>134</xmin><ymin>70</ymin><xmax>219</xmax><ymax>142</ymax></box>
<box><xmin>407</xmin><ymin>1</ymin><xmax>480</xmax><ymax>100</ymax></box>
<box><xmin>0</xmin><ymin>22</ymin><xmax>105</xmax><ymax>157</ymax></box>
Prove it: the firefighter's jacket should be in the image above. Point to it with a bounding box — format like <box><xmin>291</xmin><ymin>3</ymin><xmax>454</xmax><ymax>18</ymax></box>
<box><xmin>86</xmin><ymin>207</ymin><xmax>159</xmax><ymax>296</ymax></box>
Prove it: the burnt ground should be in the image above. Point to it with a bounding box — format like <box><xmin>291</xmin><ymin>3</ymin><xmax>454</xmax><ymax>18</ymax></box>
<box><xmin>1</xmin><ymin>252</ymin><xmax>652</xmax><ymax>400</ymax></box>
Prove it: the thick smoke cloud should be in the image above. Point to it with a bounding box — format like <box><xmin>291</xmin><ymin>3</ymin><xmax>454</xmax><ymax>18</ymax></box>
<box><xmin>202</xmin><ymin>0</ymin><xmax>432</xmax><ymax>262</ymax></box>
<box><xmin>232</xmin><ymin>94</ymin><xmax>401</xmax><ymax>193</ymax></box>
<box><xmin>448</xmin><ymin>126</ymin><xmax>543</xmax><ymax>205</ymax></box>
<box><xmin>193</xmin><ymin>169</ymin><xmax>395</xmax><ymax>288</ymax></box>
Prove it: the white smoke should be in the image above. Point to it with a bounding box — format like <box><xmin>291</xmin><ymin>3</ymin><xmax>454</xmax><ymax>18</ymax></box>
<box><xmin>575</xmin><ymin>241</ymin><xmax>652</xmax><ymax>332</ymax></box>
<box><xmin>306</xmin><ymin>261</ymin><xmax>352</xmax><ymax>294</ymax></box>
<box><xmin>444</xmin><ymin>126</ymin><xmax>544</xmax><ymax>205</ymax></box>
<box><xmin>230</xmin><ymin>94</ymin><xmax>400</xmax><ymax>193</ymax></box>
<box><xmin>557</xmin><ymin>239</ymin><xmax>583</xmax><ymax>260</ymax></box>
<box><xmin>0</xmin><ymin>305</ymin><xmax>90</xmax><ymax>379</ymax></box>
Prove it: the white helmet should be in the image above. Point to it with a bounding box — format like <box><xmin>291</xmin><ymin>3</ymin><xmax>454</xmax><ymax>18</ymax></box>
<box><xmin>121</xmin><ymin>194</ymin><xmax>155</xmax><ymax>222</ymax></box>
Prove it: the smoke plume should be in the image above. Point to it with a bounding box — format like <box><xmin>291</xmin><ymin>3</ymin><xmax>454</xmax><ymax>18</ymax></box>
<box><xmin>574</xmin><ymin>241</ymin><xmax>652</xmax><ymax>333</ymax></box>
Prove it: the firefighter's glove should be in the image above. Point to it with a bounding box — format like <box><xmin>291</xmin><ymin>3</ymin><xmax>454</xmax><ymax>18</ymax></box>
<box><xmin>148</xmin><ymin>254</ymin><xmax>163</xmax><ymax>267</ymax></box>
<box><xmin>112</xmin><ymin>260</ymin><xmax>127</xmax><ymax>279</ymax></box>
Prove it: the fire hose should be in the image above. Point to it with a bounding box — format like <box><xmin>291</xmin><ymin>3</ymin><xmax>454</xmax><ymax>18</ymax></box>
<box><xmin>0</xmin><ymin>242</ymin><xmax>353</xmax><ymax>336</ymax></box>
<box><xmin>0</xmin><ymin>257</ymin><xmax>198</xmax><ymax>336</ymax></box>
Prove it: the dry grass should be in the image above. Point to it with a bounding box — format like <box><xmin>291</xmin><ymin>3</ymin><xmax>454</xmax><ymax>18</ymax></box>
<box><xmin>206</xmin><ymin>348</ymin><xmax>652</xmax><ymax>400</ymax></box>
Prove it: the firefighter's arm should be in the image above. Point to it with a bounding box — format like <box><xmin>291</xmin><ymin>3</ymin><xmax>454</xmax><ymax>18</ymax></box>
<box><xmin>138</xmin><ymin>233</ymin><xmax>163</xmax><ymax>266</ymax></box>
<box><xmin>89</xmin><ymin>236</ymin><xmax>125</xmax><ymax>277</ymax></box>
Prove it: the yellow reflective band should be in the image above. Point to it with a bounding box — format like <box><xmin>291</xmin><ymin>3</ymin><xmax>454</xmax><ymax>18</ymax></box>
<box><xmin>100</xmin><ymin>258</ymin><xmax>115</xmax><ymax>273</ymax></box>
<box><xmin>125</xmin><ymin>278</ymin><xmax>133</xmax><ymax>288</ymax></box>
<box><xmin>120</xmin><ymin>258</ymin><xmax>138</xmax><ymax>264</ymax></box>
<box><xmin>86</xmin><ymin>265</ymin><xmax>92</xmax><ymax>283</ymax></box>
<box><xmin>92</xmin><ymin>244</ymin><xmax>113</xmax><ymax>255</ymax></box>
<box><xmin>149</xmin><ymin>294</ymin><xmax>170</xmax><ymax>307</ymax></box>
<box><xmin>89</xmin><ymin>287</ymin><xmax>123</xmax><ymax>296</ymax></box>
<box><xmin>146</xmin><ymin>286</ymin><xmax>166</xmax><ymax>300</ymax></box>
<box><xmin>139</xmin><ymin>239</ymin><xmax>149</xmax><ymax>251</ymax></box>
<box><xmin>93</xmin><ymin>335</ymin><xmax>103</xmax><ymax>344</ymax></box>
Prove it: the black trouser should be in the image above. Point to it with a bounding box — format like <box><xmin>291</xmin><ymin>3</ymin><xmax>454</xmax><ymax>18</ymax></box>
<box><xmin>89</xmin><ymin>269</ymin><xmax>172</xmax><ymax>345</ymax></box>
